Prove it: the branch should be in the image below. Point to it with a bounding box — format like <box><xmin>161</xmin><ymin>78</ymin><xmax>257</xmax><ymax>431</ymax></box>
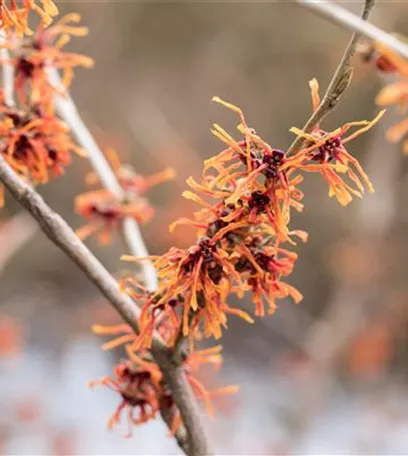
<box><xmin>297</xmin><ymin>0</ymin><xmax>408</xmax><ymax>60</ymax></box>
<box><xmin>0</xmin><ymin>154</ymin><xmax>212</xmax><ymax>456</ymax></box>
<box><xmin>288</xmin><ymin>0</ymin><xmax>375</xmax><ymax>156</ymax></box>
<box><xmin>0</xmin><ymin>33</ymin><xmax>15</xmax><ymax>107</ymax></box>
<box><xmin>48</xmin><ymin>69</ymin><xmax>158</xmax><ymax>292</ymax></box>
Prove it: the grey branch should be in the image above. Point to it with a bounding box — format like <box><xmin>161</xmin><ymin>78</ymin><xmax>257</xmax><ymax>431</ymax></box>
<box><xmin>48</xmin><ymin>69</ymin><xmax>158</xmax><ymax>292</ymax></box>
<box><xmin>0</xmin><ymin>154</ymin><xmax>212</xmax><ymax>456</ymax></box>
<box><xmin>0</xmin><ymin>33</ymin><xmax>15</xmax><ymax>108</ymax></box>
<box><xmin>288</xmin><ymin>0</ymin><xmax>376</xmax><ymax>156</ymax></box>
<box><xmin>48</xmin><ymin>69</ymin><xmax>212</xmax><ymax>454</ymax></box>
<box><xmin>297</xmin><ymin>0</ymin><xmax>408</xmax><ymax>60</ymax></box>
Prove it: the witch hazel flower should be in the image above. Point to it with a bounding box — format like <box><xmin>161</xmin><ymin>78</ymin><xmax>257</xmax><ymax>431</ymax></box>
<box><xmin>91</xmin><ymin>85</ymin><xmax>383</xmax><ymax>440</ymax></box>
<box><xmin>89</xmin><ymin>343</ymin><xmax>238</xmax><ymax>437</ymax></box>
<box><xmin>2</xmin><ymin>13</ymin><xmax>93</xmax><ymax>108</ymax></box>
<box><xmin>75</xmin><ymin>148</ymin><xmax>175</xmax><ymax>245</ymax></box>
<box><xmin>365</xmin><ymin>41</ymin><xmax>408</xmax><ymax>154</ymax></box>
<box><xmin>288</xmin><ymin>79</ymin><xmax>384</xmax><ymax>206</ymax></box>
<box><xmin>0</xmin><ymin>97</ymin><xmax>85</xmax><ymax>206</ymax></box>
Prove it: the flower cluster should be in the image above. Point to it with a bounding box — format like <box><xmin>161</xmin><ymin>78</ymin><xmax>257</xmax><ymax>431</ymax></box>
<box><xmin>0</xmin><ymin>13</ymin><xmax>91</xmax><ymax>205</ymax></box>
<box><xmin>115</xmin><ymin>87</ymin><xmax>382</xmax><ymax>350</ymax></box>
<box><xmin>359</xmin><ymin>38</ymin><xmax>408</xmax><ymax>153</ymax></box>
<box><xmin>0</xmin><ymin>95</ymin><xmax>86</xmax><ymax>205</ymax></box>
<box><xmin>0</xmin><ymin>1</ymin><xmax>386</xmax><ymax>445</ymax></box>
<box><xmin>89</xmin><ymin>342</ymin><xmax>238</xmax><ymax>437</ymax></box>
<box><xmin>5</xmin><ymin>13</ymin><xmax>94</xmax><ymax>107</ymax></box>
<box><xmin>75</xmin><ymin>148</ymin><xmax>175</xmax><ymax>244</ymax></box>
<box><xmin>91</xmin><ymin>85</ymin><xmax>382</xmax><ymax>435</ymax></box>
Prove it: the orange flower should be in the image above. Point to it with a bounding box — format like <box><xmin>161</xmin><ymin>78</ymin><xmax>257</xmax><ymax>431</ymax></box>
<box><xmin>89</xmin><ymin>351</ymin><xmax>163</xmax><ymax>437</ymax></box>
<box><xmin>0</xmin><ymin>100</ymin><xmax>84</xmax><ymax>205</ymax></box>
<box><xmin>0</xmin><ymin>0</ymin><xmax>58</xmax><ymax>36</ymax></box>
<box><xmin>119</xmin><ymin>98</ymin><xmax>310</xmax><ymax>344</ymax></box>
<box><xmin>86</xmin><ymin>148</ymin><xmax>175</xmax><ymax>196</ymax></box>
<box><xmin>75</xmin><ymin>189</ymin><xmax>154</xmax><ymax>245</ymax></box>
<box><xmin>288</xmin><ymin>79</ymin><xmax>384</xmax><ymax>206</ymax></box>
<box><xmin>4</xmin><ymin>13</ymin><xmax>93</xmax><ymax>107</ymax></box>
<box><xmin>123</xmin><ymin>239</ymin><xmax>253</xmax><ymax>341</ymax></box>
<box><xmin>190</xmin><ymin>97</ymin><xmax>306</xmax><ymax>244</ymax></box>
<box><xmin>232</xmin><ymin>237</ymin><xmax>302</xmax><ymax>316</ymax></box>
<box><xmin>358</xmin><ymin>39</ymin><xmax>399</xmax><ymax>74</ymax></box>
<box><xmin>373</xmin><ymin>42</ymin><xmax>408</xmax><ymax>153</ymax></box>
<box><xmin>90</xmin><ymin>343</ymin><xmax>239</xmax><ymax>438</ymax></box>
<box><xmin>75</xmin><ymin>148</ymin><xmax>174</xmax><ymax>244</ymax></box>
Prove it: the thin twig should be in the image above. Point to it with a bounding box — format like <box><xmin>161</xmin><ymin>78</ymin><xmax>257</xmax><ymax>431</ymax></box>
<box><xmin>0</xmin><ymin>153</ymin><xmax>212</xmax><ymax>456</ymax></box>
<box><xmin>297</xmin><ymin>0</ymin><xmax>408</xmax><ymax>60</ymax></box>
<box><xmin>0</xmin><ymin>34</ymin><xmax>15</xmax><ymax>107</ymax></box>
<box><xmin>48</xmin><ymin>69</ymin><xmax>158</xmax><ymax>292</ymax></box>
<box><xmin>288</xmin><ymin>0</ymin><xmax>375</xmax><ymax>156</ymax></box>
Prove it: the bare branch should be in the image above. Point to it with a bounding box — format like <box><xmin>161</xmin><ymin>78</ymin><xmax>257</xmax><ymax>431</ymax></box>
<box><xmin>46</xmin><ymin>68</ymin><xmax>212</xmax><ymax>454</ymax></box>
<box><xmin>297</xmin><ymin>0</ymin><xmax>408</xmax><ymax>60</ymax></box>
<box><xmin>0</xmin><ymin>154</ymin><xmax>212</xmax><ymax>456</ymax></box>
<box><xmin>0</xmin><ymin>34</ymin><xmax>15</xmax><ymax>108</ymax></box>
<box><xmin>288</xmin><ymin>0</ymin><xmax>375</xmax><ymax>156</ymax></box>
<box><xmin>48</xmin><ymin>69</ymin><xmax>158</xmax><ymax>292</ymax></box>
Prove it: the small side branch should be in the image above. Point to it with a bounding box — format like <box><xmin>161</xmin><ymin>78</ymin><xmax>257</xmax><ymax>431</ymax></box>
<box><xmin>288</xmin><ymin>0</ymin><xmax>376</xmax><ymax>155</ymax></box>
<box><xmin>297</xmin><ymin>0</ymin><xmax>408</xmax><ymax>59</ymax></box>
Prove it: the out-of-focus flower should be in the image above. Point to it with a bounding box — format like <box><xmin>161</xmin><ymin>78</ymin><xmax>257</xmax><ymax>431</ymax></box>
<box><xmin>89</xmin><ymin>352</ymin><xmax>163</xmax><ymax>437</ymax></box>
<box><xmin>0</xmin><ymin>98</ymin><xmax>84</xmax><ymax>206</ymax></box>
<box><xmin>90</xmin><ymin>343</ymin><xmax>238</xmax><ymax>437</ymax></box>
<box><xmin>3</xmin><ymin>13</ymin><xmax>93</xmax><ymax>107</ymax></box>
<box><xmin>75</xmin><ymin>148</ymin><xmax>174</xmax><ymax>244</ymax></box>
<box><xmin>85</xmin><ymin>147</ymin><xmax>175</xmax><ymax>197</ymax></box>
<box><xmin>358</xmin><ymin>39</ymin><xmax>400</xmax><ymax>74</ymax></box>
<box><xmin>75</xmin><ymin>189</ymin><xmax>154</xmax><ymax>245</ymax></box>
<box><xmin>0</xmin><ymin>314</ymin><xmax>25</xmax><ymax>358</ymax></box>
<box><xmin>346</xmin><ymin>322</ymin><xmax>393</xmax><ymax>379</ymax></box>
<box><xmin>362</xmin><ymin>39</ymin><xmax>408</xmax><ymax>153</ymax></box>
<box><xmin>0</xmin><ymin>0</ymin><xmax>58</xmax><ymax>36</ymax></box>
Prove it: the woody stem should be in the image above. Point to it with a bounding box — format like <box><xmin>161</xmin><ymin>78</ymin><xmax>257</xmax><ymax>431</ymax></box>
<box><xmin>0</xmin><ymin>152</ymin><xmax>211</xmax><ymax>456</ymax></box>
<box><xmin>0</xmin><ymin>34</ymin><xmax>15</xmax><ymax>108</ymax></box>
<box><xmin>48</xmin><ymin>69</ymin><xmax>158</xmax><ymax>291</ymax></box>
<box><xmin>46</xmin><ymin>69</ymin><xmax>212</xmax><ymax>455</ymax></box>
<box><xmin>288</xmin><ymin>0</ymin><xmax>375</xmax><ymax>156</ymax></box>
<box><xmin>296</xmin><ymin>0</ymin><xmax>408</xmax><ymax>60</ymax></box>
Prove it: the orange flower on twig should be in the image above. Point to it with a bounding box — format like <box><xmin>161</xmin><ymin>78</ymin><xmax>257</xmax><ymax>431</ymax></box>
<box><xmin>0</xmin><ymin>98</ymin><xmax>84</xmax><ymax>206</ymax></box>
<box><xmin>2</xmin><ymin>13</ymin><xmax>93</xmax><ymax>107</ymax></box>
<box><xmin>288</xmin><ymin>79</ymin><xmax>384</xmax><ymax>206</ymax></box>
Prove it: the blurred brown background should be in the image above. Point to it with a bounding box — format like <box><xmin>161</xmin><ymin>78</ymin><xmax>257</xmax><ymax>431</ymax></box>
<box><xmin>1</xmin><ymin>1</ymin><xmax>408</xmax><ymax>454</ymax></box>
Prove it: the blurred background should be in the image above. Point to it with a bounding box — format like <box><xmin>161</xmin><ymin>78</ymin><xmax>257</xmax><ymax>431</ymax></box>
<box><xmin>1</xmin><ymin>1</ymin><xmax>408</xmax><ymax>454</ymax></box>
